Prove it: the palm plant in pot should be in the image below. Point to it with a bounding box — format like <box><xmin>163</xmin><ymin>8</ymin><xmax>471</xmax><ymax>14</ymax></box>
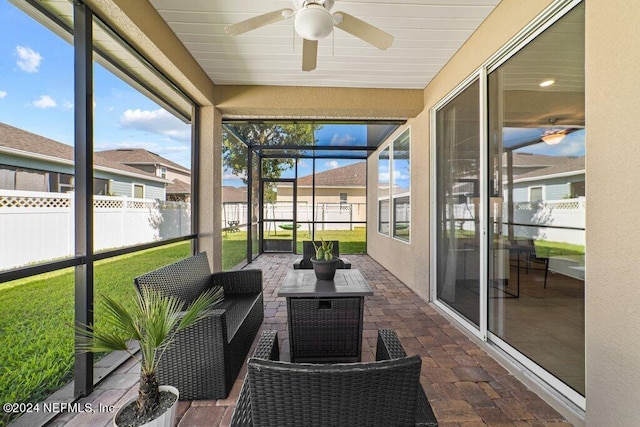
<box><xmin>77</xmin><ymin>286</ymin><xmax>223</xmax><ymax>427</ymax></box>
<box><xmin>311</xmin><ymin>239</ymin><xmax>339</xmax><ymax>280</ymax></box>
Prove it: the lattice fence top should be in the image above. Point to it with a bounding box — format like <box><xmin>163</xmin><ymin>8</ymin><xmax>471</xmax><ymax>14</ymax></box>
<box><xmin>94</xmin><ymin>199</ymin><xmax>124</xmax><ymax>209</ymax></box>
<box><xmin>0</xmin><ymin>193</ymin><xmax>182</xmax><ymax>210</ymax></box>
<box><xmin>0</xmin><ymin>194</ymin><xmax>71</xmax><ymax>208</ymax></box>
<box><xmin>128</xmin><ymin>200</ymin><xmax>156</xmax><ymax>209</ymax></box>
<box><xmin>515</xmin><ymin>198</ymin><xmax>585</xmax><ymax>211</ymax></box>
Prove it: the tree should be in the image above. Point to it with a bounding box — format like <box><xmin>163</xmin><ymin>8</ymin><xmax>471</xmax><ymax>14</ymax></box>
<box><xmin>223</xmin><ymin>123</ymin><xmax>318</xmax><ymax>182</ymax></box>
<box><xmin>223</xmin><ymin>123</ymin><xmax>319</xmax><ymax>204</ymax></box>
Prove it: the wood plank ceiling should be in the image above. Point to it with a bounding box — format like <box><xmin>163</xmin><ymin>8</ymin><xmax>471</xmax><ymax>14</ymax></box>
<box><xmin>149</xmin><ymin>0</ymin><xmax>500</xmax><ymax>89</ymax></box>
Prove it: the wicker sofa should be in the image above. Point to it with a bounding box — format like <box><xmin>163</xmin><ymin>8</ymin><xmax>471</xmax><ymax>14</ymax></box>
<box><xmin>293</xmin><ymin>240</ymin><xmax>352</xmax><ymax>269</ymax></box>
<box><xmin>134</xmin><ymin>252</ymin><xmax>264</xmax><ymax>400</ymax></box>
<box><xmin>231</xmin><ymin>329</ymin><xmax>438</xmax><ymax>427</ymax></box>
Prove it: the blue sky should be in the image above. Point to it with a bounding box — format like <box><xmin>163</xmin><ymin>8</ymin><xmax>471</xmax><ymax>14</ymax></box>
<box><xmin>222</xmin><ymin>124</ymin><xmax>370</xmax><ymax>187</ymax></box>
<box><xmin>0</xmin><ymin>2</ymin><xmax>376</xmax><ymax>185</ymax></box>
<box><xmin>0</xmin><ymin>2</ymin><xmax>192</xmax><ymax>167</ymax></box>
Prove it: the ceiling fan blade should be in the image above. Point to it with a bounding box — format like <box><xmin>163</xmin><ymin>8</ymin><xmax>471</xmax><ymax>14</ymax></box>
<box><xmin>333</xmin><ymin>12</ymin><xmax>394</xmax><ymax>50</ymax></box>
<box><xmin>225</xmin><ymin>8</ymin><xmax>294</xmax><ymax>36</ymax></box>
<box><xmin>302</xmin><ymin>39</ymin><xmax>318</xmax><ymax>72</ymax></box>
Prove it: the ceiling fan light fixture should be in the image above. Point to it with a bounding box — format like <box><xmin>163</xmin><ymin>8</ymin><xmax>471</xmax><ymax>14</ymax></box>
<box><xmin>541</xmin><ymin>130</ymin><xmax>568</xmax><ymax>145</ymax></box>
<box><xmin>294</xmin><ymin>4</ymin><xmax>334</xmax><ymax>40</ymax></box>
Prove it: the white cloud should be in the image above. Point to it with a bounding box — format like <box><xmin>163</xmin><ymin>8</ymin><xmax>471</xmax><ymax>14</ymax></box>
<box><xmin>0</xmin><ymin>91</ymin><xmax>7</xmax><ymax>98</ymax></box>
<box><xmin>297</xmin><ymin>159</ymin><xmax>310</xmax><ymax>169</ymax></box>
<box><xmin>33</xmin><ymin>95</ymin><xmax>57</xmax><ymax>109</ymax></box>
<box><xmin>325</xmin><ymin>160</ymin><xmax>339</xmax><ymax>169</ymax></box>
<box><xmin>62</xmin><ymin>100</ymin><xmax>74</xmax><ymax>110</ymax></box>
<box><xmin>223</xmin><ymin>172</ymin><xmax>247</xmax><ymax>181</ymax></box>
<box><xmin>330</xmin><ymin>133</ymin><xmax>356</xmax><ymax>146</ymax></box>
<box><xmin>378</xmin><ymin>172</ymin><xmax>390</xmax><ymax>182</ymax></box>
<box><xmin>120</xmin><ymin>108</ymin><xmax>190</xmax><ymax>141</ymax></box>
<box><xmin>16</xmin><ymin>46</ymin><xmax>43</xmax><ymax>73</ymax></box>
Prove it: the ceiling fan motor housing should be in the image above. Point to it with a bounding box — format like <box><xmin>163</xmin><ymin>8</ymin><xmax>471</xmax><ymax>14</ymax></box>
<box><xmin>294</xmin><ymin>2</ymin><xmax>335</xmax><ymax>40</ymax></box>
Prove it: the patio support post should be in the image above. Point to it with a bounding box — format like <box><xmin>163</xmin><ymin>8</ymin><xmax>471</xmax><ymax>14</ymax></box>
<box><xmin>247</xmin><ymin>148</ymin><xmax>253</xmax><ymax>261</ymax></box>
<box><xmin>191</xmin><ymin>106</ymin><xmax>200</xmax><ymax>256</ymax></box>
<box><xmin>73</xmin><ymin>0</ymin><xmax>94</xmax><ymax>397</ymax></box>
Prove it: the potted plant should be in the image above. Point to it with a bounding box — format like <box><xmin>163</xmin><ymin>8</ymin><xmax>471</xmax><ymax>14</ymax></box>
<box><xmin>311</xmin><ymin>239</ymin><xmax>339</xmax><ymax>280</ymax></box>
<box><xmin>77</xmin><ymin>286</ymin><xmax>223</xmax><ymax>427</ymax></box>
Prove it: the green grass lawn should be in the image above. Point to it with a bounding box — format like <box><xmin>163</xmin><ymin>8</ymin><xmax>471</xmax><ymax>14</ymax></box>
<box><xmin>0</xmin><ymin>242</ymin><xmax>191</xmax><ymax>425</ymax></box>
<box><xmin>223</xmin><ymin>227</ymin><xmax>367</xmax><ymax>268</ymax></box>
<box><xmin>0</xmin><ymin>229</ymin><xmax>366</xmax><ymax>424</ymax></box>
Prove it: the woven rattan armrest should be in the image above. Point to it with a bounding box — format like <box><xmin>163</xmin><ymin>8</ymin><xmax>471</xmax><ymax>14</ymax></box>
<box><xmin>338</xmin><ymin>257</ymin><xmax>352</xmax><ymax>269</ymax></box>
<box><xmin>375</xmin><ymin>330</ymin><xmax>438</xmax><ymax>426</ymax></box>
<box><xmin>211</xmin><ymin>270</ymin><xmax>263</xmax><ymax>294</ymax></box>
<box><xmin>252</xmin><ymin>330</ymin><xmax>279</xmax><ymax>361</ymax></box>
<box><xmin>232</xmin><ymin>331</ymin><xmax>279</xmax><ymax>427</ymax></box>
<box><xmin>376</xmin><ymin>328</ymin><xmax>408</xmax><ymax>361</ymax></box>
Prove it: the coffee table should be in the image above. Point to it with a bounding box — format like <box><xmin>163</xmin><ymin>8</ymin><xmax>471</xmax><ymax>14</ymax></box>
<box><xmin>279</xmin><ymin>269</ymin><xmax>373</xmax><ymax>363</ymax></box>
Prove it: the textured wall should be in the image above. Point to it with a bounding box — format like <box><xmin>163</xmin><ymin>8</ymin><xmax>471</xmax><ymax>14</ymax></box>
<box><xmin>366</xmin><ymin>111</ymin><xmax>430</xmax><ymax>300</ymax></box>
<box><xmin>214</xmin><ymin>85</ymin><xmax>423</xmax><ymax>119</ymax></box>
<box><xmin>585</xmin><ymin>1</ymin><xmax>640</xmax><ymax>425</ymax></box>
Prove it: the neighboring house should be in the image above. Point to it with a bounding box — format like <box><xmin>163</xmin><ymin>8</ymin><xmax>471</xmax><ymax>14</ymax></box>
<box><xmin>0</xmin><ymin>122</ymin><xmax>170</xmax><ymax>198</ymax></box>
<box><xmin>222</xmin><ymin>186</ymin><xmax>248</xmax><ymax>228</ymax></box>
<box><xmin>508</xmin><ymin>153</ymin><xmax>585</xmax><ymax>203</ymax></box>
<box><xmin>276</xmin><ymin>162</ymin><xmax>367</xmax><ymax>222</ymax></box>
<box><xmin>97</xmin><ymin>148</ymin><xmax>191</xmax><ymax>201</ymax></box>
<box><xmin>453</xmin><ymin>153</ymin><xmax>585</xmax><ymax>204</ymax></box>
<box><xmin>222</xmin><ymin>185</ymin><xmax>248</xmax><ymax>203</ymax></box>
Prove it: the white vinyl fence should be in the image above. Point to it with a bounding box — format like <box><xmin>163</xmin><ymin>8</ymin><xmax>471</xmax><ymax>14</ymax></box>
<box><xmin>451</xmin><ymin>197</ymin><xmax>586</xmax><ymax>246</ymax></box>
<box><xmin>263</xmin><ymin>202</ymin><xmax>366</xmax><ymax>231</ymax></box>
<box><xmin>0</xmin><ymin>190</ymin><xmax>190</xmax><ymax>270</ymax></box>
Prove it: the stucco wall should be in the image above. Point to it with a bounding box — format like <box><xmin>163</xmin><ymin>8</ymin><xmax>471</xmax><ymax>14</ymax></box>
<box><xmin>367</xmin><ymin>114</ymin><xmax>430</xmax><ymax>301</ymax></box>
<box><xmin>585</xmin><ymin>1</ymin><xmax>640</xmax><ymax>425</ymax></box>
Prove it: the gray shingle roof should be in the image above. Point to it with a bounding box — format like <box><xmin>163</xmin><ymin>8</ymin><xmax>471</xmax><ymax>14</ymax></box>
<box><xmin>222</xmin><ymin>186</ymin><xmax>248</xmax><ymax>203</ymax></box>
<box><xmin>297</xmin><ymin>162</ymin><xmax>366</xmax><ymax>187</ymax></box>
<box><xmin>514</xmin><ymin>155</ymin><xmax>584</xmax><ymax>180</ymax></box>
<box><xmin>167</xmin><ymin>178</ymin><xmax>191</xmax><ymax>195</ymax></box>
<box><xmin>97</xmin><ymin>148</ymin><xmax>190</xmax><ymax>173</ymax></box>
<box><xmin>0</xmin><ymin>122</ymin><xmax>165</xmax><ymax>180</ymax></box>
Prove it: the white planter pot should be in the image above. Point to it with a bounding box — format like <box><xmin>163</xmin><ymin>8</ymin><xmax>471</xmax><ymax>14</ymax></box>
<box><xmin>113</xmin><ymin>385</ymin><xmax>179</xmax><ymax>427</ymax></box>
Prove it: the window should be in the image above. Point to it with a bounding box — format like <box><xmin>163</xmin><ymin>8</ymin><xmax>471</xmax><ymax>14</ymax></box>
<box><xmin>340</xmin><ymin>192</ymin><xmax>347</xmax><ymax>204</ymax></box>
<box><xmin>529</xmin><ymin>186</ymin><xmax>543</xmax><ymax>202</ymax></box>
<box><xmin>133</xmin><ymin>183</ymin><xmax>144</xmax><ymax>198</ymax></box>
<box><xmin>571</xmin><ymin>181</ymin><xmax>585</xmax><ymax>197</ymax></box>
<box><xmin>160</xmin><ymin>166</ymin><xmax>167</xmax><ymax>178</ymax></box>
<box><xmin>378</xmin><ymin>147</ymin><xmax>390</xmax><ymax>235</ymax></box>
<box><xmin>392</xmin><ymin>129</ymin><xmax>410</xmax><ymax>242</ymax></box>
<box><xmin>378</xmin><ymin>129</ymin><xmax>411</xmax><ymax>242</ymax></box>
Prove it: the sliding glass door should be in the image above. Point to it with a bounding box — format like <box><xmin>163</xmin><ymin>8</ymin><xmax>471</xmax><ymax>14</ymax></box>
<box><xmin>435</xmin><ymin>80</ymin><xmax>481</xmax><ymax>326</ymax></box>
<box><xmin>487</xmin><ymin>2</ymin><xmax>585</xmax><ymax>397</ymax></box>
<box><xmin>433</xmin><ymin>0</ymin><xmax>585</xmax><ymax>407</ymax></box>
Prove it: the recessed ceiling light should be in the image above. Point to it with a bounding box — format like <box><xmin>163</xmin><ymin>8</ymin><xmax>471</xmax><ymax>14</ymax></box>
<box><xmin>540</xmin><ymin>79</ymin><xmax>555</xmax><ymax>87</ymax></box>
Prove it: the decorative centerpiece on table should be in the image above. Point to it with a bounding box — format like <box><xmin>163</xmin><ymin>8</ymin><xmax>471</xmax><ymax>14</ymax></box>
<box><xmin>76</xmin><ymin>286</ymin><xmax>223</xmax><ymax>427</ymax></box>
<box><xmin>311</xmin><ymin>239</ymin><xmax>339</xmax><ymax>280</ymax></box>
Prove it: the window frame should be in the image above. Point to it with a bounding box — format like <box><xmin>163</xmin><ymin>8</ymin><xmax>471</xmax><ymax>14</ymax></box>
<box><xmin>377</xmin><ymin>146</ymin><xmax>391</xmax><ymax>236</ymax></box>
<box><xmin>391</xmin><ymin>128</ymin><xmax>411</xmax><ymax>243</ymax></box>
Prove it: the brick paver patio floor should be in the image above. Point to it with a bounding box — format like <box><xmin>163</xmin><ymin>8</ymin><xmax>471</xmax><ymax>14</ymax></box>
<box><xmin>52</xmin><ymin>254</ymin><xmax>572</xmax><ymax>426</ymax></box>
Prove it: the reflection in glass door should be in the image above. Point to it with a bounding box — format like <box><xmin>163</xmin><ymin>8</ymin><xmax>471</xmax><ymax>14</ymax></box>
<box><xmin>432</xmin><ymin>2</ymin><xmax>585</xmax><ymax>407</ymax></box>
<box><xmin>435</xmin><ymin>79</ymin><xmax>481</xmax><ymax>326</ymax></box>
<box><xmin>262</xmin><ymin>179</ymin><xmax>296</xmax><ymax>252</ymax></box>
<box><xmin>487</xmin><ymin>3</ymin><xmax>585</xmax><ymax>398</ymax></box>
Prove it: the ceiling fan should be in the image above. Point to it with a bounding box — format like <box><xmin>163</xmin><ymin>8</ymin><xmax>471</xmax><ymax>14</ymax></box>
<box><xmin>225</xmin><ymin>0</ymin><xmax>394</xmax><ymax>72</ymax></box>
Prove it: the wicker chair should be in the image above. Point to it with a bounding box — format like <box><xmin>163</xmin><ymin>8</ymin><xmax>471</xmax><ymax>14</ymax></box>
<box><xmin>231</xmin><ymin>329</ymin><xmax>438</xmax><ymax>427</ymax></box>
<box><xmin>293</xmin><ymin>240</ymin><xmax>352</xmax><ymax>269</ymax></box>
<box><xmin>134</xmin><ymin>252</ymin><xmax>264</xmax><ymax>400</ymax></box>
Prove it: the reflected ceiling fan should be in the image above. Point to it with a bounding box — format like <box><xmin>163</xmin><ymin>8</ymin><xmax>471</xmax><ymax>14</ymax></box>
<box><xmin>225</xmin><ymin>0</ymin><xmax>394</xmax><ymax>72</ymax></box>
